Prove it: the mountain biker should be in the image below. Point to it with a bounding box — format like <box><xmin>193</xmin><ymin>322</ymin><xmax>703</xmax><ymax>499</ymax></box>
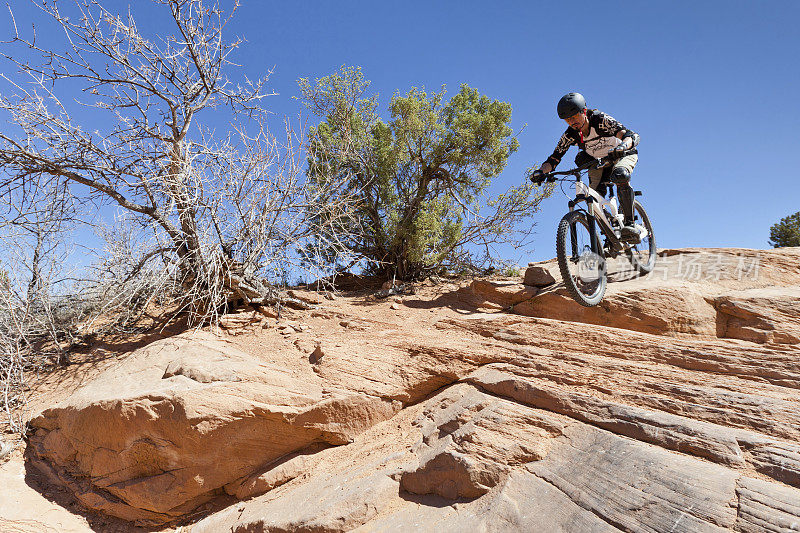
<box><xmin>531</xmin><ymin>92</ymin><xmax>641</xmax><ymax>242</ymax></box>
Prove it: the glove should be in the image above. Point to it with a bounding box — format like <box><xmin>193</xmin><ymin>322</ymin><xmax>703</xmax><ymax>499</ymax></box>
<box><xmin>610</xmin><ymin>144</ymin><xmax>628</xmax><ymax>158</ymax></box>
<box><xmin>529</xmin><ymin>169</ymin><xmax>545</xmax><ymax>185</ymax></box>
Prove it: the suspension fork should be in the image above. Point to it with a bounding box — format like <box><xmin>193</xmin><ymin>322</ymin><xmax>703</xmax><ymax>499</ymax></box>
<box><xmin>587</xmin><ymin>216</ymin><xmax>598</xmax><ymax>253</ymax></box>
<box><xmin>569</xmin><ymin>211</ymin><xmax>598</xmax><ymax>261</ymax></box>
<box><xmin>587</xmin><ymin>215</ymin><xmax>607</xmax><ymax>271</ymax></box>
<box><xmin>570</xmin><ymin>221</ymin><xmax>579</xmax><ymax>260</ymax></box>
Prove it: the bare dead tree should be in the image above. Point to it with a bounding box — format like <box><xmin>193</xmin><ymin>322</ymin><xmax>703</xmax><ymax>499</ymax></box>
<box><xmin>0</xmin><ymin>0</ymin><xmax>353</xmax><ymax>328</ymax></box>
<box><xmin>0</xmin><ymin>1</ymin><xmax>363</xmax><ymax>444</ymax></box>
<box><xmin>0</xmin><ymin>267</ymin><xmax>30</xmax><ymax>441</ymax></box>
<box><xmin>0</xmin><ymin>176</ymin><xmax>81</xmax><ymax>440</ymax></box>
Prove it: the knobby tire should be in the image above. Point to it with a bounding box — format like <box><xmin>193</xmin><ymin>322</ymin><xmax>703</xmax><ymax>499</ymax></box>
<box><xmin>556</xmin><ymin>211</ymin><xmax>607</xmax><ymax>307</ymax></box>
<box><xmin>625</xmin><ymin>200</ymin><xmax>657</xmax><ymax>275</ymax></box>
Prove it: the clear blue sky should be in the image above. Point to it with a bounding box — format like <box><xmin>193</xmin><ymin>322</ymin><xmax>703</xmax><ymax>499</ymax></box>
<box><xmin>2</xmin><ymin>1</ymin><xmax>798</xmax><ymax>264</ymax></box>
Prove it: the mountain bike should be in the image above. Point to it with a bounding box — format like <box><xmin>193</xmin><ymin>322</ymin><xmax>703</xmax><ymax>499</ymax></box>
<box><xmin>538</xmin><ymin>151</ymin><xmax>656</xmax><ymax>306</ymax></box>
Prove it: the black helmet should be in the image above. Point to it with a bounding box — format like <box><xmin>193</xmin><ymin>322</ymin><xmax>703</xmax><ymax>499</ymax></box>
<box><xmin>557</xmin><ymin>92</ymin><xmax>586</xmax><ymax>119</ymax></box>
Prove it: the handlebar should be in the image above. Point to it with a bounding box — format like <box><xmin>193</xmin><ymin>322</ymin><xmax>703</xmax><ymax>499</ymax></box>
<box><xmin>540</xmin><ymin>149</ymin><xmax>634</xmax><ymax>178</ymax></box>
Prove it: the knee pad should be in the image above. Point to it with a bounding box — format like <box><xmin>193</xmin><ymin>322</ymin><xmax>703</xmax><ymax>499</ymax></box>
<box><xmin>610</xmin><ymin>166</ymin><xmax>631</xmax><ymax>184</ymax></box>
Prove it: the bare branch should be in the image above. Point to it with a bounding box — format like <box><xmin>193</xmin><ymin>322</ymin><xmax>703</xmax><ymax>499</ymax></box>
<box><xmin>1</xmin><ymin>0</ymin><xmax>358</xmax><ymax>344</ymax></box>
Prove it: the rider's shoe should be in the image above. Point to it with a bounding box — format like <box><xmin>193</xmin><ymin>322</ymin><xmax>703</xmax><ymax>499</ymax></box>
<box><xmin>619</xmin><ymin>224</ymin><xmax>641</xmax><ymax>243</ymax></box>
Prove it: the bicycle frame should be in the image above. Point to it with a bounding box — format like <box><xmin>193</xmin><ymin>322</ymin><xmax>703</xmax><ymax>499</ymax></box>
<box><xmin>569</xmin><ymin>177</ymin><xmax>623</xmax><ymax>237</ymax></box>
<box><xmin>567</xmin><ymin>175</ymin><xmax>649</xmax><ymax>256</ymax></box>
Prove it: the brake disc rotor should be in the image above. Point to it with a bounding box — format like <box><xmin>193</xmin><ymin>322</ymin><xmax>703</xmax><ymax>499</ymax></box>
<box><xmin>577</xmin><ymin>249</ymin><xmax>603</xmax><ymax>282</ymax></box>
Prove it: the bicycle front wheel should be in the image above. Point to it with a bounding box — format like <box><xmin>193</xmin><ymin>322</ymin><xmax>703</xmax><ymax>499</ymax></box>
<box><xmin>556</xmin><ymin>211</ymin><xmax>607</xmax><ymax>307</ymax></box>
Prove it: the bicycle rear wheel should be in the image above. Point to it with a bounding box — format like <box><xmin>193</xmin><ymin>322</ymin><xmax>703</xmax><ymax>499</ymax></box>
<box><xmin>556</xmin><ymin>211</ymin><xmax>607</xmax><ymax>306</ymax></box>
<box><xmin>626</xmin><ymin>200</ymin><xmax>656</xmax><ymax>275</ymax></box>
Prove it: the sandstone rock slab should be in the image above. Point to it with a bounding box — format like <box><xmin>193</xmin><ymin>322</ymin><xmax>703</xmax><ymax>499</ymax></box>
<box><xmin>16</xmin><ymin>247</ymin><xmax>800</xmax><ymax>531</ymax></box>
<box><xmin>527</xmin><ymin>424</ymin><xmax>740</xmax><ymax>532</ymax></box>
<box><xmin>25</xmin><ymin>332</ymin><xmax>401</xmax><ymax>525</ymax></box>
<box><xmin>736</xmin><ymin>476</ymin><xmax>800</xmax><ymax>533</ymax></box>
<box><xmin>715</xmin><ymin>286</ymin><xmax>800</xmax><ymax>344</ymax></box>
<box><xmin>399</xmin><ymin>384</ymin><xmax>566</xmax><ymax>499</ymax></box>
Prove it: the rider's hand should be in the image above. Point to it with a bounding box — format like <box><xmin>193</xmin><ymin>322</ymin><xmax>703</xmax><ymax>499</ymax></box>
<box><xmin>530</xmin><ymin>169</ymin><xmax>545</xmax><ymax>185</ymax></box>
<box><xmin>611</xmin><ymin>144</ymin><xmax>628</xmax><ymax>158</ymax></box>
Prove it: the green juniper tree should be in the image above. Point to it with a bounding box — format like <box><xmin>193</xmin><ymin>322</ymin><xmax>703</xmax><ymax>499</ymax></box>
<box><xmin>299</xmin><ymin>66</ymin><xmax>550</xmax><ymax>280</ymax></box>
<box><xmin>769</xmin><ymin>211</ymin><xmax>800</xmax><ymax>248</ymax></box>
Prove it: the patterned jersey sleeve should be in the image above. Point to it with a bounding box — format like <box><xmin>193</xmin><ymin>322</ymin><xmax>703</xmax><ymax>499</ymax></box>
<box><xmin>595</xmin><ymin>112</ymin><xmax>626</xmax><ymax>136</ymax></box>
<box><xmin>544</xmin><ymin>130</ymin><xmax>575</xmax><ymax>170</ymax></box>
<box><xmin>597</xmin><ymin>111</ymin><xmax>640</xmax><ymax>147</ymax></box>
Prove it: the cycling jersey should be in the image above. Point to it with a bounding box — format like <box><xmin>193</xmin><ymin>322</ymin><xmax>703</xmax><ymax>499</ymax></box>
<box><xmin>544</xmin><ymin>109</ymin><xmax>638</xmax><ymax>170</ymax></box>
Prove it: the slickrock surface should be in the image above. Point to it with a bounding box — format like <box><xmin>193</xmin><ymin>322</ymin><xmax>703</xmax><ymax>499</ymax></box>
<box><xmin>7</xmin><ymin>247</ymin><xmax>800</xmax><ymax>532</ymax></box>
